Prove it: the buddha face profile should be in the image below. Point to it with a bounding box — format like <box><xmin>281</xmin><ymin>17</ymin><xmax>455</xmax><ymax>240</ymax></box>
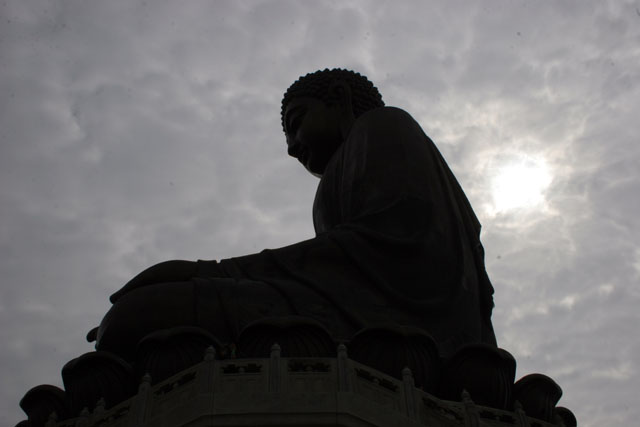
<box><xmin>284</xmin><ymin>96</ymin><xmax>348</xmax><ymax>176</ymax></box>
<box><xmin>281</xmin><ymin>69</ymin><xmax>385</xmax><ymax>176</ymax></box>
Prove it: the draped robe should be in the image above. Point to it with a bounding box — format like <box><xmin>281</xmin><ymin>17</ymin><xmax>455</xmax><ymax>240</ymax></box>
<box><xmin>97</xmin><ymin>107</ymin><xmax>496</xmax><ymax>360</ymax></box>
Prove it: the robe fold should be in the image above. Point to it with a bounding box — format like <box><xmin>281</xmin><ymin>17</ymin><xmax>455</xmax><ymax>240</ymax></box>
<box><xmin>216</xmin><ymin>107</ymin><xmax>496</xmax><ymax>356</ymax></box>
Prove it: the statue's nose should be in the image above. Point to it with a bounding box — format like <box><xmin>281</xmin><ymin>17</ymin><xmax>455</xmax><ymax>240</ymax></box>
<box><xmin>86</xmin><ymin>326</ymin><xmax>98</xmax><ymax>343</ymax></box>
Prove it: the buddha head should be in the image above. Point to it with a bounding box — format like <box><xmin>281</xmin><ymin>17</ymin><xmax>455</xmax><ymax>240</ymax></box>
<box><xmin>281</xmin><ymin>69</ymin><xmax>384</xmax><ymax>176</ymax></box>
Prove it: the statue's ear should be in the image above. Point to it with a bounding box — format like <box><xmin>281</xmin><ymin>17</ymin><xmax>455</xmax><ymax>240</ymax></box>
<box><xmin>328</xmin><ymin>80</ymin><xmax>353</xmax><ymax>114</ymax></box>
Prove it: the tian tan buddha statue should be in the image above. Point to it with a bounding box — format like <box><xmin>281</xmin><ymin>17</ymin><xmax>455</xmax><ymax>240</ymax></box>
<box><xmin>92</xmin><ymin>68</ymin><xmax>497</xmax><ymax>362</ymax></box>
<box><xmin>20</xmin><ymin>70</ymin><xmax>578</xmax><ymax>427</ymax></box>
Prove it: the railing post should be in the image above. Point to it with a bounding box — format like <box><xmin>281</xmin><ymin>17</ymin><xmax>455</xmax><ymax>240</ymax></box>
<box><xmin>337</xmin><ymin>343</ymin><xmax>352</xmax><ymax>392</ymax></box>
<box><xmin>461</xmin><ymin>390</ymin><xmax>480</xmax><ymax>427</ymax></box>
<box><xmin>514</xmin><ymin>400</ymin><xmax>531</xmax><ymax>427</ymax></box>
<box><xmin>45</xmin><ymin>411</ymin><xmax>58</xmax><ymax>427</ymax></box>
<box><xmin>75</xmin><ymin>407</ymin><xmax>90</xmax><ymax>427</ymax></box>
<box><xmin>402</xmin><ymin>367</ymin><xmax>417</xmax><ymax>420</ymax></box>
<box><xmin>129</xmin><ymin>373</ymin><xmax>152</xmax><ymax>427</ymax></box>
<box><xmin>269</xmin><ymin>343</ymin><xmax>281</xmax><ymax>392</ymax></box>
<box><xmin>198</xmin><ymin>346</ymin><xmax>216</xmax><ymax>393</ymax></box>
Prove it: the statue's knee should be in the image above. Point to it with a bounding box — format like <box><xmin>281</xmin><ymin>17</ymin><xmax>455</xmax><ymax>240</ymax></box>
<box><xmin>97</xmin><ymin>282</ymin><xmax>199</xmax><ymax>360</ymax></box>
<box><xmin>110</xmin><ymin>260</ymin><xmax>198</xmax><ymax>303</ymax></box>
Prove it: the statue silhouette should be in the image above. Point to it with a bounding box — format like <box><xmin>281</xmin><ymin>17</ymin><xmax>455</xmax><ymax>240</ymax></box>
<box><xmin>93</xmin><ymin>69</ymin><xmax>497</xmax><ymax>362</ymax></box>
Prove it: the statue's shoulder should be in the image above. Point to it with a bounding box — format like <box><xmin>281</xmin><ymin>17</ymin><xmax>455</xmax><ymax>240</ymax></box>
<box><xmin>353</xmin><ymin>106</ymin><xmax>420</xmax><ymax>134</ymax></box>
<box><xmin>349</xmin><ymin>107</ymin><xmax>424</xmax><ymax>147</ymax></box>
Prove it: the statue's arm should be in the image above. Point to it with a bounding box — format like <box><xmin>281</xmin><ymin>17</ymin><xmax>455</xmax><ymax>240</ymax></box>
<box><xmin>109</xmin><ymin>259</ymin><xmax>225</xmax><ymax>303</ymax></box>
<box><xmin>338</xmin><ymin>107</ymin><xmax>435</xmax><ymax>233</ymax></box>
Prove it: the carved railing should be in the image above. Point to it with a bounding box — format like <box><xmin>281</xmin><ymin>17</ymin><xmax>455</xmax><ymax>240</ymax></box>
<box><xmin>40</xmin><ymin>344</ymin><xmax>564</xmax><ymax>427</ymax></box>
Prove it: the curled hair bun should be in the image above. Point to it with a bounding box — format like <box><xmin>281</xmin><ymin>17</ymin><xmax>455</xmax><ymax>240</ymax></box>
<box><xmin>281</xmin><ymin>68</ymin><xmax>384</xmax><ymax>132</ymax></box>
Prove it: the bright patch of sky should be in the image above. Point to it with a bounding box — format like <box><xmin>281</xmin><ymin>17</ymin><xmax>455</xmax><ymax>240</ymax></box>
<box><xmin>490</xmin><ymin>154</ymin><xmax>552</xmax><ymax>214</ymax></box>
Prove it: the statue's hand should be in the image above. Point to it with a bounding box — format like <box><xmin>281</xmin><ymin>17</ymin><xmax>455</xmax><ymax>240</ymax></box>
<box><xmin>109</xmin><ymin>260</ymin><xmax>198</xmax><ymax>303</ymax></box>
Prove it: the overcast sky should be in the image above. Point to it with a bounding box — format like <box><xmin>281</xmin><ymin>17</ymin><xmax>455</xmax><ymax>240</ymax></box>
<box><xmin>2</xmin><ymin>0</ymin><xmax>639</xmax><ymax>425</ymax></box>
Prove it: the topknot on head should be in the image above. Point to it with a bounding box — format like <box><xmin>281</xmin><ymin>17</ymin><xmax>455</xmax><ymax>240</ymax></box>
<box><xmin>281</xmin><ymin>68</ymin><xmax>384</xmax><ymax>132</ymax></box>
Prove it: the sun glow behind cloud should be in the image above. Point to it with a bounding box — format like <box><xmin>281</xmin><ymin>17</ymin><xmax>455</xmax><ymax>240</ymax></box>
<box><xmin>489</xmin><ymin>155</ymin><xmax>552</xmax><ymax>214</ymax></box>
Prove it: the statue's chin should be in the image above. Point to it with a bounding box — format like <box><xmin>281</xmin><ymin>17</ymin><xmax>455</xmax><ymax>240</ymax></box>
<box><xmin>302</xmin><ymin>158</ymin><xmax>325</xmax><ymax>178</ymax></box>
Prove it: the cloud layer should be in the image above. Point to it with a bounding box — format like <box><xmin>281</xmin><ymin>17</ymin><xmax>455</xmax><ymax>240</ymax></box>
<box><xmin>2</xmin><ymin>1</ymin><xmax>639</xmax><ymax>425</ymax></box>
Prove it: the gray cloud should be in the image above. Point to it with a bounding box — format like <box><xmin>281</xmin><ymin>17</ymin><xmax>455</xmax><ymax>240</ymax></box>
<box><xmin>2</xmin><ymin>0</ymin><xmax>639</xmax><ymax>425</ymax></box>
